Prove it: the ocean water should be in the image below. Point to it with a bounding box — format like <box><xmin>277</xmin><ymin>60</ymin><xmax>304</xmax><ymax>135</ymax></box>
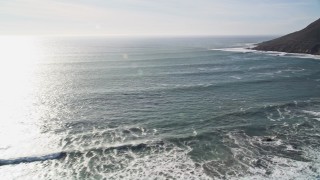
<box><xmin>0</xmin><ymin>36</ymin><xmax>320</xmax><ymax>179</ymax></box>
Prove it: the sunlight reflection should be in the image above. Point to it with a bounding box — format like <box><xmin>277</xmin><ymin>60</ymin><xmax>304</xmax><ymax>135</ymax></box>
<box><xmin>0</xmin><ymin>36</ymin><xmax>58</xmax><ymax>158</ymax></box>
<box><xmin>0</xmin><ymin>36</ymin><xmax>40</xmax><ymax>96</ymax></box>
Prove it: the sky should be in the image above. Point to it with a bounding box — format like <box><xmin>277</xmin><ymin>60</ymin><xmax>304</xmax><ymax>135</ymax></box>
<box><xmin>0</xmin><ymin>0</ymin><xmax>319</xmax><ymax>36</ymax></box>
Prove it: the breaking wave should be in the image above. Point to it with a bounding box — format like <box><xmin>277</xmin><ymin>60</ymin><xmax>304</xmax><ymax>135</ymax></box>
<box><xmin>211</xmin><ymin>47</ymin><xmax>320</xmax><ymax>60</ymax></box>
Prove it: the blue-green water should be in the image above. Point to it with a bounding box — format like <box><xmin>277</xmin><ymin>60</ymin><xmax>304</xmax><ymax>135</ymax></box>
<box><xmin>1</xmin><ymin>36</ymin><xmax>320</xmax><ymax>179</ymax></box>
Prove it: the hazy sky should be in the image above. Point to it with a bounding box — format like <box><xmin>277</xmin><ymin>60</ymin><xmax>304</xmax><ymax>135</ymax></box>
<box><xmin>0</xmin><ymin>0</ymin><xmax>319</xmax><ymax>36</ymax></box>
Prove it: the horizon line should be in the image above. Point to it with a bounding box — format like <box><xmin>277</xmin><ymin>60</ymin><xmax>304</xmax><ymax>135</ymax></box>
<box><xmin>0</xmin><ymin>34</ymin><xmax>282</xmax><ymax>38</ymax></box>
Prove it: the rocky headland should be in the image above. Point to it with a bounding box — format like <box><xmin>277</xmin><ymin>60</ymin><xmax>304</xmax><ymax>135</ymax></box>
<box><xmin>253</xmin><ymin>18</ymin><xmax>320</xmax><ymax>55</ymax></box>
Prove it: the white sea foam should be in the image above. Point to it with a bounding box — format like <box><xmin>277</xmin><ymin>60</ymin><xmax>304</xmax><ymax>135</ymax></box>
<box><xmin>237</xmin><ymin>147</ymin><xmax>320</xmax><ymax>180</ymax></box>
<box><xmin>302</xmin><ymin>110</ymin><xmax>320</xmax><ymax>117</ymax></box>
<box><xmin>0</xmin><ymin>142</ymin><xmax>211</xmax><ymax>180</ymax></box>
<box><xmin>107</xmin><ymin>145</ymin><xmax>210</xmax><ymax>180</ymax></box>
<box><xmin>211</xmin><ymin>47</ymin><xmax>256</xmax><ymax>53</ymax></box>
<box><xmin>211</xmin><ymin>47</ymin><xmax>320</xmax><ymax>60</ymax></box>
<box><xmin>224</xmin><ymin>131</ymin><xmax>320</xmax><ymax>180</ymax></box>
<box><xmin>0</xmin><ymin>126</ymin><xmax>210</xmax><ymax>179</ymax></box>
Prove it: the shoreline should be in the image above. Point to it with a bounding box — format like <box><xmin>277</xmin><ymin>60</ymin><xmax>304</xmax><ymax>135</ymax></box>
<box><xmin>211</xmin><ymin>46</ymin><xmax>320</xmax><ymax>60</ymax></box>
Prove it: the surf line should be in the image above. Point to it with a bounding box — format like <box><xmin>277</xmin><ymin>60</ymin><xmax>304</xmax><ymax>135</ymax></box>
<box><xmin>0</xmin><ymin>152</ymin><xmax>66</xmax><ymax>166</ymax></box>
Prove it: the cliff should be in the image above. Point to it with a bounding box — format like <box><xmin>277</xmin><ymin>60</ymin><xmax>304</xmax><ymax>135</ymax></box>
<box><xmin>253</xmin><ymin>18</ymin><xmax>320</xmax><ymax>55</ymax></box>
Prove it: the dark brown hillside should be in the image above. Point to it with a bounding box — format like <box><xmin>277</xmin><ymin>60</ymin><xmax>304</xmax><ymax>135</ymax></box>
<box><xmin>253</xmin><ymin>18</ymin><xmax>320</xmax><ymax>55</ymax></box>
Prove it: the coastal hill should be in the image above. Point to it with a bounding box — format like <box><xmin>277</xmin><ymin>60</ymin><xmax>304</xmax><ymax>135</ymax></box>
<box><xmin>253</xmin><ymin>18</ymin><xmax>320</xmax><ymax>55</ymax></box>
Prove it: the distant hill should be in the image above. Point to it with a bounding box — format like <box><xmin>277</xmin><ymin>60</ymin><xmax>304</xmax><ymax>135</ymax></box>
<box><xmin>253</xmin><ymin>18</ymin><xmax>320</xmax><ymax>55</ymax></box>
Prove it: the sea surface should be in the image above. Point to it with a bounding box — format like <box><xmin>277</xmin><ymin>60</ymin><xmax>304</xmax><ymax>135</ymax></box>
<box><xmin>0</xmin><ymin>36</ymin><xmax>320</xmax><ymax>179</ymax></box>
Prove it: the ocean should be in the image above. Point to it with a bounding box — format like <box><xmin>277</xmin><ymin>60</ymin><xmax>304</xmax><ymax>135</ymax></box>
<box><xmin>0</xmin><ymin>36</ymin><xmax>320</xmax><ymax>179</ymax></box>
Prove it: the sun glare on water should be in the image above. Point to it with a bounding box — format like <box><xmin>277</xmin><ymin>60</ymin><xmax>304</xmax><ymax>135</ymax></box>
<box><xmin>0</xmin><ymin>36</ymin><xmax>41</xmax><ymax>91</ymax></box>
<box><xmin>0</xmin><ymin>36</ymin><xmax>57</xmax><ymax>158</ymax></box>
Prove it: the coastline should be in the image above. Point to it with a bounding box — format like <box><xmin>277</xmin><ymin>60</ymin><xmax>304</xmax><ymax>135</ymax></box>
<box><xmin>251</xmin><ymin>18</ymin><xmax>320</xmax><ymax>55</ymax></box>
<box><xmin>211</xmin><ymin>45</ymin><xmax>320</xmax><ymax>60</ymax></box>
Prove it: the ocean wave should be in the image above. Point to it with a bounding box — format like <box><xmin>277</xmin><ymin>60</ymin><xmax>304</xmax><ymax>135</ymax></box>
<box><xmin>2</xmin><ymin>115</ymin><xmax>320</xmax><ymax>179</ymax></box>
<box><xmin>211</xmin><ymin>47</ymin><xmax>320</xmax><ymax>60</ymax></box>
<box><xmin>302</xmin><ymin>110</ymin><xmax>320</xmax><ymax>117</ymax></box>
<box><xmin>211</xmin><ymin>47</ymin><xmax>256</xmax><ymax>53</ymax></box>
<box><xmin>164</xmin><ymin>114</ymin><xmax>320</xmax><ymax>179</ymax></box>
<box><xmin>0</xmin><ymin>152</ymin><xmax>66</xmax><ymax>166</ymax></box>
<box><xmin>219</xmin><ymin>131</ymin><xmax>320</xmax><ymax>180</ymax></box>
<box><xmin>0</xmin><ymin>140</ymin><xmax>211</xmax><ymax>180</ymax></box>
<box><xmin>161</xmin><ymin>77</ymin><xmax>300</xmax><ymax>93</ymax></box>
<box><xmin>168</xmin><ymin>98</ymin><xmax>320</xmax><ymax>137</ymax></box>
